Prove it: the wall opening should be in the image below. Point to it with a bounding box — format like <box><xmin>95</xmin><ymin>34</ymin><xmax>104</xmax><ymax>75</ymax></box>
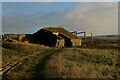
<box><xmin>57</xmin><ymin>42</ymin><xmax>59</xmax><ymax>45</ymax></box>
<box><xmin>65</xmin><ymin>39</ymin><xmax>72</xmax><ymax>47</ymax></box>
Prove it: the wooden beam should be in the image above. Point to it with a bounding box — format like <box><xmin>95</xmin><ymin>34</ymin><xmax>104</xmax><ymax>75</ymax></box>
<box><xmin>71</xmin><ymin>31</ymin><xmax>77</xmax><ymax>36</ymax></box>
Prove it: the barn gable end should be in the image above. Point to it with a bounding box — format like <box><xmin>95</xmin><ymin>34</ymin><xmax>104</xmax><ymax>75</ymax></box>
<box><xmin>34</xmin><ymin>27</ymin><xmax>81</xmax><ymax>47</ymax></box>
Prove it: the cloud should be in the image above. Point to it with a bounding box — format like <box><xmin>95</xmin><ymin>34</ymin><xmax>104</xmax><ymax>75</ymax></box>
<box><xmin>64</xmin><ymin>2</ymin><xmax>118</xmax><ymax>35</ymax></box>
<box><xmin>2</xmin><ymin>11</ymin><xmax>65</xmax><ymax>34</ymax></box>
<box><xmin>2</xmin><ymin>2</ymin><xmax>118</xmax><ymax>35</ymax></box>
<box><xmin>2</xmin><ymin>2</ymin><xmax>67</xmax><ymax>34</ymax></box>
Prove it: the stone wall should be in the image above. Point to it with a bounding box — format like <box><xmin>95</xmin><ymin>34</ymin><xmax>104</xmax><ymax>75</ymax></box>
<box><xmin>56</xmin><ymin>39</ymin><xmax>64</xmax><ymax>47</ymax></box>
<box><xmin>17</xmin><ymin>34</ymin><xmax>26</xmax><ymax>42</ymax></box>
<box><xmin>71</xmin><ymin>39</ymin><xmax>81</xmax><ymax>47</ymax></box>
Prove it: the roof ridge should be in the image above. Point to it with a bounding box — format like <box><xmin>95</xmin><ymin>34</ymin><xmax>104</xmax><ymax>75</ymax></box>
<box><xmin>38</xmin><ymin>27</ymin><xmax>80</xmax><ymax>39</ymax></box>
<box><xmin>43</xmin><ymin>27</ymin><xmax>63</xmax><ymax>29</ymax></box>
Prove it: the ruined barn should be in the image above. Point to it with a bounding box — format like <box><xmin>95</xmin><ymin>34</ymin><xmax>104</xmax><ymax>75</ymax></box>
<box><xmin>17</xmin><ymin>34</ymin><xmax>33</xmax><ymax>43</ymax></box>
<box><xmin>33</xmin><ymin>27</ymin><xmax>81</xmax><ymax>47</ymax></box>
<box><xmin>2</xmin><ymin>34</ymin><xmax>18</xmax><ymax>42</ymax></box>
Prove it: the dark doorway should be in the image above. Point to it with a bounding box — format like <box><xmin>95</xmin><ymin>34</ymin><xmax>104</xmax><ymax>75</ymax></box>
<box><xmin>65</xmin><ymin>39</ymin><xmax>72</xmax><ymax>47</ymax></box>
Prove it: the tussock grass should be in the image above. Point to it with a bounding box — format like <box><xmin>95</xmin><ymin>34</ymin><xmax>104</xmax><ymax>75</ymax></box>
<box><xmin>2</xmin><ymin>42</ymin><xmax>49</xmax><ymax>66</ymax></box>
<box><xmin>43</xmin><ymin>48</ymin><xmax>118</xmax><ymax>78</ymax></box>
<box><xmin>2</xmin><ymin>42</ymin><xmax>49</xmax><ymax>53</ymax></box>
<box><xmin>2</xmin><ymin>42</ymin><xmax>119</xmax><ymax>78</ymax></box>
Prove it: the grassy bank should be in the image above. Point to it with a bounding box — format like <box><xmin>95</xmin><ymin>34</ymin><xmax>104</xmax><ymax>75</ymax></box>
<box><xmin>2</xmin><ymin>42</ymin><xmax>119</xmax><ymax>79</ymax></box>
<box><xmin>2</xmin><ymin>42</ymin><xmax>49</xmax><ymax>66</ymax></box>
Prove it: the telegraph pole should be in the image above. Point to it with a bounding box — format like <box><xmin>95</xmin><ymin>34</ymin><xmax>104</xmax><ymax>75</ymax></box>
<box><xmin>91</xmin><ymin>33</ymin><xmax>93</xmax><ymax>44</ymax></box>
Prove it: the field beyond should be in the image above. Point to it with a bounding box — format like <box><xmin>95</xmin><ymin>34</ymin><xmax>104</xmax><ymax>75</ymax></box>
<box><xmin>2</xmin><ymin>42</ymin><xmax>119</xmax><ymax>79</ymax></box>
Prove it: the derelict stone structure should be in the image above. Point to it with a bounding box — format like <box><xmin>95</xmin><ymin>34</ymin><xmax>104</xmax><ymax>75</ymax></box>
<box><xmin>16</xmin><ymin>27</ymin><xmax>81</xmax><ymax>47</ymax></box>
<box><xmin>17</xmin><ymin>34</ymin><xmax>34</xmax><ymax>43</ymax></box>
<box><xmin>33</xmin><ymin>27</ymin><xmax>81</xmax><ymax>47</ymax></box>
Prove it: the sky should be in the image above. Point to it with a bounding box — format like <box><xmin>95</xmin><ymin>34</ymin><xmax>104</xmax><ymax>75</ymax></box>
<box><xmin>1</xmin><ymin>0</ymin><xmax>119</xmax><ymax>2</ymax></box>
<box><xmin>2</xmin><ymin>1</ymin><xmax>118</xmax><ymax>35</ymax></box>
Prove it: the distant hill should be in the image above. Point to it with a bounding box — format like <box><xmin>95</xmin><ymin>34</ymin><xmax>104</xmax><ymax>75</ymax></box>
<box><xmin>78</xmin><ymin>35</ymin><xmax>119</xmax><ymax>40</ymax></box>
<box><xmin>94</xmin><ymin>35</ymin><xmax>119</xmax><ymax>40</ymax></box>
<box><xmin>78</xmin><ymin>35</ymin><xmax>119</xmax><ymax>44</ymax></box>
